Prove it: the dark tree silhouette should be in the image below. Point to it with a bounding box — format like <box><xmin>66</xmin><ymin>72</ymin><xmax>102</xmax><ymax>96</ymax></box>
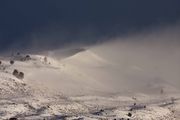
<box><xmin>25</xmin><ymin>55</ymin><xmax>31</xmax><ymax>60</ymax></box>
<box><xmin>127</xmin><ymin>113</ymin><xmax>132</xmax><ymax>117</ymax></box>
<box><xmin>9</xmin><ymin>117</ymin><xmax>18</xmax><ymax>120</ymax></box>
<box><xmin>18</xmin><ymin>72</ymin><xmax>24</xmax><ymax>79</ymax></box>
<box><xmin>10</xmin><ymin>60</ymin><xmax>14</xmax><ymax>65</ymax></box>
<box><xmin>13</xmin><ymin>69</ymin><xmax>18</xmax><ymax>76</ymax></box>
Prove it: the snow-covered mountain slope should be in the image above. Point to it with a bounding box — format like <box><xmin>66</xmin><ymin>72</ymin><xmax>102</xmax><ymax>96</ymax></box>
<box><xmin>0</xmin><ymin>48</ymin><xmax>180</xmax><ymax>120</ymax></box>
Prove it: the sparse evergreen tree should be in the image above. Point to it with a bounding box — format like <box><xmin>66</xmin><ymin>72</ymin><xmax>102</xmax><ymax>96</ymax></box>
<box><xmin>127</xmin><ymin>112</ymin><xmax>132</xmax><ymax>117</ymax></box>
<box><xmin>10</xmin><ymin>60</ymin><xmax>14</xmax><ymax>65</ymax></box>
<box><xmin>18</xmin><ymin>72</ymin><xmax>24</xmax><ymax>79</ymax></box>
<box><xmin>13</xmin><ymin>69</ymin><xmax>18</xmax><ymax>76</ymax></box>
<box><xmin>25</xmin><ymin>55</ymin><xmax>31</xmax><ymax>60</ymax></box>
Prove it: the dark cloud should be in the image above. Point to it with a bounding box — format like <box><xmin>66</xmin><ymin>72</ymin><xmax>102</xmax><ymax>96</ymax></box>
<box><xmin>0</xmin><ymin>0</ymin><xmax>180</xmax><ymax>52</ymax></box>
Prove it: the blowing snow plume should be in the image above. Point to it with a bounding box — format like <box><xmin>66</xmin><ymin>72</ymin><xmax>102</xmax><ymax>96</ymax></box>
<box><xmin>1</xmin><ymin>1</ymin><xmax>180</xmax><ymax>119</ymax></box>
<box><xmin>89</xmin><ymin>24</ymin><xmax>180</xmax><ymax>94</ymax></box>
<box><xmin>27</xmin><ymin>24</ymin><xmax>179</xmax><ymax>96</ymax></box>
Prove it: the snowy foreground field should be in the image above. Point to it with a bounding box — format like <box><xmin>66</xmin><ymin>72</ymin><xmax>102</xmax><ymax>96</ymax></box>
<box><xmin>0</xmin><ymin>47</ymin><xmax>180</xmax><ymax>120</ymax></box>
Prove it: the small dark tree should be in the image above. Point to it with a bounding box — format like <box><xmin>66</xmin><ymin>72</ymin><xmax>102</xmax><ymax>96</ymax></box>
<box><xmin>10</xmin><ymin>60</ymin><xmax>14</xmax><ymax>65</ymax></box>
<box><xmin>13</xmin><ymin>69</ymin><xmax>19</xmax><ymax>76</ymax></box>
<box><xmin>25</xmin><ymin>55</ymin><xmax>31</xmax><ymax>60</ymax></box>
<box><xmin>127</xmin><ymin>113</ymin><xmax>132</xmax><ymax>117</ymax></box>
<box><xmin>9</xmin><ymin>117</ymin><xmax>18</xmax><ymax>120</ymax></box>
<box><xmin>18</xmin><ymin>72</ymin><xmax>24</xmax><ymax>79</ymax></box>
<box><xmin>26</xmin><ymin>55</ymin><xmax>30</xmax><ymax>58</ymax></box>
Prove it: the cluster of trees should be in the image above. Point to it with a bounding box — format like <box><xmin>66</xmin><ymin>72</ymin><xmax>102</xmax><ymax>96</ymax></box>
<box><xmin>0</xmin><ymin>60</ymin><xmax>24</xmax><ymax>79</ymax></box>
<box><xmin>0</xmin><ymin>53</ymin><xmax>52</xmax><ymax>80</ymax></box>
<box><xmin>9</xmin><ymin>53</ymin><xmax>29</xmax><ymax>79</ymax></box>
<box><xmin>9</xmin><ymin>53</ymin><xmax>31</xmax><ymax>65</ymax></box>
<box><xmin>0</xmin><ymin>60</ymin><xmax>15</xmax><ymax>66</ymax></box>
<box><xmin>13</xmin><ymin>69</ymin><xmax>24</xmax><ymax>79</ymax></box>
<box><xmin>15</xmin><ymin>52</ymin><xmax>31</xmax><ymax>61</ymax></box>
<box><xmin>20</xmin><ymin>55</ymin><xmax>31</xmax><ymax>61</ymax></box>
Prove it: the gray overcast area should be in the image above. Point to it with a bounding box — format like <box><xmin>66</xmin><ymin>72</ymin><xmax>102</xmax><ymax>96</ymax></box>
<box><xmin>0</xmin><ymin>0</ymin><xmax>180</xmax><ymax>53</ymax></box>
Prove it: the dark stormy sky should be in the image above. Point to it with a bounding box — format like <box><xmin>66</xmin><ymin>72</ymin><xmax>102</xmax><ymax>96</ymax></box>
<box><xmin>0</xmin><ymin>0</ymin><xmax>180</xmax><ymax>52</ymax></box>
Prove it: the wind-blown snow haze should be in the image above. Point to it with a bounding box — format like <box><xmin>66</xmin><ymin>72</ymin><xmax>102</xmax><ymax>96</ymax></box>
<box><xmin>0</xmin><ymin>1</ymin><xmax>180</xmax><ymax>119</ymax></box>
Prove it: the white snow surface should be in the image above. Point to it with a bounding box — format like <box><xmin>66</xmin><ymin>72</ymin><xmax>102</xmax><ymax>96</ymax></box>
<box><xmin>0</xmin><ymin>48</ymin><xmax>180</xmax><ymax>120</ymax></box>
